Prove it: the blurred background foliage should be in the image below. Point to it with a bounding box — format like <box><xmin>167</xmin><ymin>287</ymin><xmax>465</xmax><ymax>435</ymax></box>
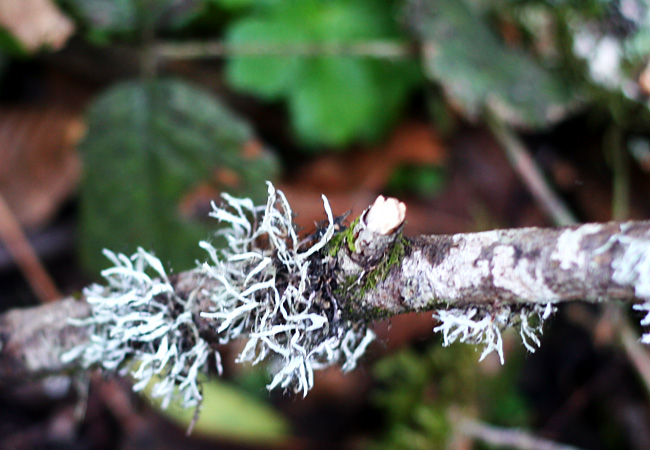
<box><xmin>1</xmin><ymin>0</ymin><xmax>650</xmax><ymax>448</ymax></box>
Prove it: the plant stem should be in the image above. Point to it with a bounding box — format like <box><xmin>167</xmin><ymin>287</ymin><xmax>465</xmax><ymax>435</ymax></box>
<box><xmin>458</xmin><ymin>418</ymin><xmax>584</xmax><ymax>450</ymax></box>
<box><xmin>0</xmin><ymin>193</ymin><xmax>61</xmax><ymax>303</ymax></box>
<box><xmin>154</xmin><ymin>40</ymin><xmax>416</xmax><ymax>60</ymax></box>
<box><xmin>609</xmin><ymin>124</ymin><xmax>630</xmax><ymax>221</ymax></box>
<box><xmin>485</xmin><ymin>108</ymin><xmax>578</xmax><ymax>227</ymax></box>
<box><xmin>3</xmin><ymin>215</ymin><xmax>650</xmax><ymax>382</ymax></box>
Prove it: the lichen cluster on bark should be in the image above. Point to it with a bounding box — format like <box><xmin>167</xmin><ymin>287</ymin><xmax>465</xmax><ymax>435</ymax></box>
<box><xmin>2</xmin><ymin>186</ymin><xmax>650</xmax><ymax>407</ymax></box>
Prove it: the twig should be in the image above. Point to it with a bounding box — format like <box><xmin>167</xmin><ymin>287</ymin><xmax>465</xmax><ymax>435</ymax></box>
<box><xmin>458</xmin><ymin>418</ymin><xmax>584</xmax><ymax>450</ymax></box>
<box><xmin>609</xmin><ymin>124</ymin><xmax>630</xmax><ymax>222</ymax></box>
<box><xmin>0</xmin><ymin>192</ymin><xmax>61</xmax><ymax>302</ymax></box>
<box><xmin>154</xmin><ymin>40</ymin><xmax>416</xmax><ymax>60</ymax></box>
<box><xmin>615</xmin><ymin>311</ymin><xmax>650</xmax><ymax>398</ymax></box>
<box><xmin>3</xmin><ymin>186</ymin><xmax>650</xmax><ymax>404</ymax></box>
<box><xmin>489</xmin><ymin>113</ymin><xmax>650</xmax><ymax>401</ymax></box>
<box><xmin>485</xmin><ymin>108</ymin><xmax>578</xmax><ymax>226</ymax></box>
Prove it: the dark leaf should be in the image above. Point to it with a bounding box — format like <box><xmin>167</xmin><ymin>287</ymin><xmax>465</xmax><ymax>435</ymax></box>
<box><xmin>79</xmin><ymin>78</ymin><xmax>279</xmax><ymax>273</ymax></box>
<box><xmin>408</xmin><ymin>0</ymin><xmax>574</xmax><ymax>128</ymax></box>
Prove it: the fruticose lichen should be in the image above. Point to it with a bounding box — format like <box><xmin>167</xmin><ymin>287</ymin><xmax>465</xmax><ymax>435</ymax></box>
<box><xmin>63</xmin><ymin>182</ymin><xmax>374</xmax><ymax>409</ymax></box>
<box><xmin>61</xmin><ymin>248</ymin><xmax>210</xmax><ymax>410</ymax></box>
<box><xmin>433</xmin><ymin>303</ymin><xmax>556</xmax><ymax>364</ymax></box>
<box><xmin>198</xmin><ymin>183</ymin><xmax>374</xmax><ymax>397</ymax></box>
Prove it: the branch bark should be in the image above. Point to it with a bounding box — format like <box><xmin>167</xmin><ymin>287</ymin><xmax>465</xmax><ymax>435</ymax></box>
<box><xmin>334</xmin><ymin>221</ymin><xmax>650</xmax><ymax>318</ymax></box>
<box><xmin>0</xmin><ymin>269</ymin><xmax>217</xmax><ymax>383</ymax></box>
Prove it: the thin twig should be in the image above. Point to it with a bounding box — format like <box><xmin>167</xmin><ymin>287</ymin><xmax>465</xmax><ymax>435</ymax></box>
<box><xmin>609</xmin><ymin>124</ymin><xmax>630</xmax><ymax>222</ymax></box>
<box><xmin>485</xmin><ymin>108</ymin><xmax>578</xmax><ymax>226</ymax></box>
<box><xmin>619</xmin><ymin>315</ymin><xmax>650</xmax><ymax>398</ymax></box>
<box><xmin>0</xmin><ymin>192</ymin><xmax>61</xmax><ymax>302</ymax></box>
<box><xmin>459</xmin><ymin>418</ymin><xmax>584</xmax><ymax>450</ymax></box>
<box><xmin>4</xmin><ymin>187</ymin><xmax>650</xmax><ymax>402</ymax></box>
<box><xmin>602</xmin><ymin>126</ymin><xmax>650</xmax><ymax>396</ymax></box>
<box><xmin>154</xmin><ymin>40</ymin><xmax>416</xmax><ymax>60</ymax></box>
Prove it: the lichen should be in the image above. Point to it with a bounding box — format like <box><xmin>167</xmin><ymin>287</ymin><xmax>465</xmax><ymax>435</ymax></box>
<box><xmin>432</xmin><ymin>302</ymin><xmax>556</xmax><ymax>364</ymax></box>
<box><xmin>634</xmin><ymin>301</ymin><xmax>650</xmax><ymax>344</ymax></box>
<box><xmin>197</xmin><ymin>183</ymin><xmax>374</xmax><ymax>396</ymax></box>
<box><xmin>61</xmin><ymin>248</ymin><xmax>212</xmax><ymax>410</ymax></box>
<box><xmin>63</xmin><ymin>183</ymin><xmax>375</xmax><ymax>409</ymax></box>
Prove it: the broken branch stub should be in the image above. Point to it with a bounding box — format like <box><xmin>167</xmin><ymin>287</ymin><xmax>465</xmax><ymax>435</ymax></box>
<box><xmin>353</xmin><ymin>195</ymin><xmax>407</xmax><ymax>261</ymax></box>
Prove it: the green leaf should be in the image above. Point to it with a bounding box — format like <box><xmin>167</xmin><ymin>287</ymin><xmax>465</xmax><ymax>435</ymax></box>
<box><xmin>409</xmin><ymin>0</ymin><xmax>573</xmax><ymax>129</ymax></box>
<box><xmin>290</xmin><ymin>57</ymin><xmax>377</xmax><ymax>147</ymax></box>
<box><xmin>225</xmin><ymin>17</ymin><xmax>305</xmax><ymax>99</ymax></box>
<box><xmin>224</xmin><ymin>0</ymin><xmax>421</xmax><ymax>148</ymax></box>
<box><xmin>154</xmin><ymin>379</ymin><xmax>290</xmax><ymax>444</ymax></box>
<box><xmin>79</xmin><ymin>78</ymin><xmax>279</xmax><ymax>273</ymax></box>
<box><xmin>387</xmin><ymin>164</ymin><xmax>446</xmax><ymax>198</ymax></box>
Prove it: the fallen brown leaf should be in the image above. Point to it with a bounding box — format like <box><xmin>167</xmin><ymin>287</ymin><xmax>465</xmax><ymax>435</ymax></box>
<box><xmin>0</xmin><ymin>105</ymin><xmax>83</xmax><ymax>228</ymax></box>
<box><xmin>281</xmin><ymin>121</ymin><xmax>449</xmax><ymax>232</ymax></box>
<box><xmin>293</xmin><ymin>121</ymin><xmax>446</xmax><ymax>193</ymax></box>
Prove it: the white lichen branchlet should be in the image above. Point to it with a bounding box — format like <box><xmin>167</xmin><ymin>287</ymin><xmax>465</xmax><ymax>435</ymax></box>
<box><xmin>199</xmin><ymin>182</ymin><xmax>373</xmax><ymax>396</ymax></box>
<box><xmin>61</xmin><ymin>248</ymin><xmax>212</xmax><ymax>410</ymax></box>
<box><xmin>433</xmin><ymin>303</ymin><xmax>556</xmax><ymax>364</ymax></box>
<box><xmin>634</xmin><ymin>302</ymin><xmax>650</xmax><ymax>344</ymax></box>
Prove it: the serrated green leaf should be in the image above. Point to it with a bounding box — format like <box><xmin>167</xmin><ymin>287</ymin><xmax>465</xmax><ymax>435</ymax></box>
<box><xmin>410</xmin><ymin>0</ymin><xmax>573</xmax><ymax>128</ymax></box>
<box><xmin>79</xmin><ymin>78</ymin><xmax>278</xmax><ymax>273</ymax></box>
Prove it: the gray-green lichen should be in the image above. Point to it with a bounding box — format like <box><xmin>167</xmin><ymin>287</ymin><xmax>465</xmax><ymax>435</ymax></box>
<box><xmin>198</xmin><ymin>183</ymin><xmax>373</xmax><ymax>397</ymax></box>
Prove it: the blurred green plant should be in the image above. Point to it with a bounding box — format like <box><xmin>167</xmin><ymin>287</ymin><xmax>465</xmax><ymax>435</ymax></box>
<box><xmin>387</xmin><ymin>164</ymin><xmax>446</xmax><ymax>199</ymax></box>
<box><xmin>222</xmin><ymin>0</ymin><xmax>421</xmax><ymax>148</ymax></box>
<box><xmin>408</xmin><ymin>0</ymin><xmax>576</xmax><ymax>129</ymax></box>
<box><xmin>79</xmin><ymin>78</ymin><xmax>279</xmax><ymax>273</ymax></box>
<box><xmin>0</xmin><ymin>29</ymin><xmax>29</xmax><ymax>56</ymax></box>
<box><xmin>371</xmin><ymin>338</ymin><xmax>530</xmax><ymax>449</ymax></box>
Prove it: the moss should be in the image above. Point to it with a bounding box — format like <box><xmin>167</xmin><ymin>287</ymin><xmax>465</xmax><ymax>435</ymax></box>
<box><xmin>370</xmin><ymin>307</ymin><xmax>391</xmax><ymax>320</ymax></box>
<box><xmin>363</xmin><ymin>236</ymin><xmax>408</xmax><ymax>292</ymax></box>
<box><xmin>337</xmin><ymin>236</ymin><xmax>410</xmax><ymax>322</ymax></box>
<box><xmin>327</xmin><ymin>218</ymin><xmax>359</xmax><ymax>256</ymax></box>
<box><xmin>327</xmin><ymin>232</ymin><xmax>345</xmax><ymax>257</ymax></box>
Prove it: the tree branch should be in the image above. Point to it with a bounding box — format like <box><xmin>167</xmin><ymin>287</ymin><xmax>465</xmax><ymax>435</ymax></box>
<box><xmin>336</xmin><ymin>220</ymin><xmax>650</xmax><ymax>317</ymax></box>
<box><xmin>1</xmin><ymin>184</ymin><xmax>650</xmax><ymax>404</ymax></box>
